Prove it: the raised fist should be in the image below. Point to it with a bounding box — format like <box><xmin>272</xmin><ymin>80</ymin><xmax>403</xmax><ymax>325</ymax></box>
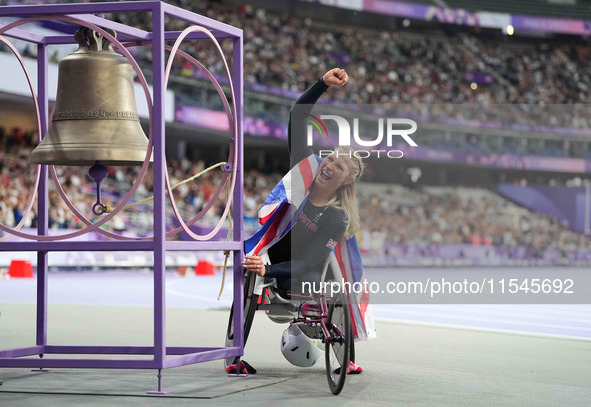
<box><xmin>322</xmin><ymin>68</ymin><xmax>349</xmax><ymax>87</ymax></box>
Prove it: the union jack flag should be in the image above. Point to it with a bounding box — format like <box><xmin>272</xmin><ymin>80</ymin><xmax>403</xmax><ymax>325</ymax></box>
<box><xmin>245</xmin><ymin>154</ymin><xmax>375</xmax><ymax>341</ymax></box>
<box><xmin>326</xmin><ymin>239</ymin><xmax>338</xmax><ymax>250</ymax></box>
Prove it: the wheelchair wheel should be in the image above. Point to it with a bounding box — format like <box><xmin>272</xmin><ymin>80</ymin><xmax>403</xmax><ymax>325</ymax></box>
<box><xmin>224</xmin><ymin>268</ymin><xmax>260</xmax><ymax>367</ymax></box>
<box><xmin>325</xmin><ymin>291</ymin><xmax>351</xmax><ymax>395</ymax></box>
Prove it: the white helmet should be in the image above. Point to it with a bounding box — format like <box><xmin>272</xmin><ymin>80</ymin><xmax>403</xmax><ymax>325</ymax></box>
<box><xmin>280</xmin><ymin>325</ymin><xmax>324</xmax><ymax>367</ymax></box>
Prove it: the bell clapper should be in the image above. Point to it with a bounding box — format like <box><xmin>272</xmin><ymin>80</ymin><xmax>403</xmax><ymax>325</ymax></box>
<box><xmin>88</xmin><ymin>161</ymin><xmax>109</xmax><ymax>215</ymax></box>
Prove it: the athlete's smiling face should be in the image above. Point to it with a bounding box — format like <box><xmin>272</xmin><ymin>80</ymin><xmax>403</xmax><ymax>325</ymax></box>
<box><xmin>315</xmin><ymin>151</ymin><xmax>356</xmax><ymax>190</ymax></box>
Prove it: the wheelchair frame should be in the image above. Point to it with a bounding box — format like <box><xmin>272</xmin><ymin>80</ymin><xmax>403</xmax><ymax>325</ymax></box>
<box><xmin>226</xmin><ymin>252</ymin><xmax>354</xmax><ymax>395</ymax></box>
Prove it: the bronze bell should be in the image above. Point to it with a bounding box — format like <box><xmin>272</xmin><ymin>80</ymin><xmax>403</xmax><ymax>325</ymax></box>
<box><xmin>29</xmin><ymin>27</ymin><xmax>150</xmax><ymax>166</ymax></box>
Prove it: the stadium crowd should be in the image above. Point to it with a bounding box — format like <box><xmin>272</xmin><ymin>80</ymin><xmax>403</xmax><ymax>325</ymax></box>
<box><xmin>3</xmin><ymin>0</ymin><xmax>591</xmax><ymax>109</ymax></box>
<box><xmin>357</xmin><ymin>184</ymin><xmax>588</xmax><ymax>257</ymax></box>
<box><xmin>3</xmin><ymin>1</ymin><xmax>591</xmax><ymax>135</ymax></box>
<box><xmin>0</xmin><ymin>126</ymin><xmax>279</xmax><ymax>234</ymax></box>
<box><xmin>109</xmin><ymin>2</ymin><xmax>591</xmax><ymax>114</ymax></box>
<box><xmin>2</xmin><ymin>1</ymin><xmax>591</xmax><ymax>264</ymax></box>
<box><xmin>165</xmin><ymin>1</ymin><xmax>591</xmax><ymax>106</ymax></box>
<box><xmin>1</xmin><ymin>125</ymin><xmax>589</xmax><ymax>260</ymax></box>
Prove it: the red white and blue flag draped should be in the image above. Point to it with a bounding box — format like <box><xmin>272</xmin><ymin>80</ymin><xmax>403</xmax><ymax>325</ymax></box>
<box><xmin>245</xmin><ymin>154</ymin><xmax>376</xmax><ymax>341</ymax></box>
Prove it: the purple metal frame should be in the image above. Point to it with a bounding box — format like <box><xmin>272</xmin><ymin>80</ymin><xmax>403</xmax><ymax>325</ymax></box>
<box><xmin>0</xmin><ymin>1</ymin><xmax>244</xmax><ymax>390</ymax></box>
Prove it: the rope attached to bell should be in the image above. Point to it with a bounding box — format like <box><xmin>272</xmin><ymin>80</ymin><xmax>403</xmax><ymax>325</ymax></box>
<box><xmin>98</xmin><ymin>161</ymin><xmax>228</xmax><ymax>214</ymax></box>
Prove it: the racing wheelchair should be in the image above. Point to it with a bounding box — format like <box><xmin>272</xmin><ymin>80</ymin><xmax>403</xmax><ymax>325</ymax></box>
<box><xmin>225</xmin><ymin>252</ymin><xmax>354</xmax><ymax>395</ymax></box>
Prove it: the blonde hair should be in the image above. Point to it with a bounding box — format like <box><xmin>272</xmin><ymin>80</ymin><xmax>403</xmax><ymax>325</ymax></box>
<box><xmin>325</xmin><ymin>146</ymin><xmax>365</xmax><ymax>239</ymax></box>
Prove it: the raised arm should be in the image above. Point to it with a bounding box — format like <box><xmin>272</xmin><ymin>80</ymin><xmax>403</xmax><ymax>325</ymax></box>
<box><xmin>288</xmin><ymin>68</ymin><xmax>349</xmax><ymax>168</ymax></box>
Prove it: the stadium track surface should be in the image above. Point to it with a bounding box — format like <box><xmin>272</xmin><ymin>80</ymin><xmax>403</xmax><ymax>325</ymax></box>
<box><xmin>0</xmin><ymin>271</ymin><xmax>590</xmax><ymax>406</ymax></box>
<box><xmin>1</xmin><ymin>270</ymin><xmax>590</xmax><ymax>339</ymax></box>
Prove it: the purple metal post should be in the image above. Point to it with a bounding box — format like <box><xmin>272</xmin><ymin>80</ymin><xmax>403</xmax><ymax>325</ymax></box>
<box><xmin>35</xmin><ymin>41</ymin><xmax>49</xmax><ymax>352</ymax></box>
<box><xmin>232</xmin><ymin>35</ymin><xmax>245</xmax><ymax>353</ymax></box>
<box><xmin>150</xmin><ymin>3</ymin><xmax>169</xmax><ymax>393</ymax></box>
